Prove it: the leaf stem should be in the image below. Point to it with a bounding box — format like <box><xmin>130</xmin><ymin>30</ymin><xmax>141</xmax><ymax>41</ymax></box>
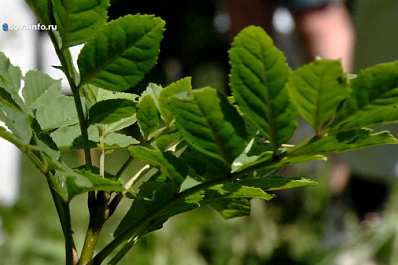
<box><xmin>91</xmin><ymin>174</ymin><xmax>233</xmax><ymax>264</ymax></box>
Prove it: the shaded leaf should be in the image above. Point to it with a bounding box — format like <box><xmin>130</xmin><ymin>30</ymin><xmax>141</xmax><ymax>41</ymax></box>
<box><xmin>229</xmin><ymin>26</ymin><xmax>297</xmax><ymax>152</ymax></box>
<box><xmin>88</xmin><ymin>98</ymin><xmax>136</xmax><ymax>125</ymax></box>
<box><xmin>50</xmin><ymin>124</ymin><xmax>99</xmax><ymax>150</ymax></box>
<box><xmin>78</xmin><ymin>14</ymin><xmax>165</xmax><ymax>91</ymax></box>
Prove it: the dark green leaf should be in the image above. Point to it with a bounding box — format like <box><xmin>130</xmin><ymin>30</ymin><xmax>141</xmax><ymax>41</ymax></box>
<box><xmin>78</xmin><ymin>14</ymin><xmax>165</xmax><ymax>91</ymax></box>
<box><xmin>169</xmin><ymin>87</ymin><xmax>247</xmax><ymax>166</ymax></box>
<box><xmin>51</xmin><ymin>0</ymin><xmax>109</xmax><ymax>48</ymax></box>
<box><xmin>286</xmin><ymin>59</ymin><xmax>349</xmax><ymax>132</ymax></box>
<box><xmin>88</xmin><ymin>99</ymin><xmax>136</xmax><ymax>125</ymax></box>
<box><xmin>229</xmin><ymin>26</ymin><xmax>298</xmax><ymax>152</ymax></box>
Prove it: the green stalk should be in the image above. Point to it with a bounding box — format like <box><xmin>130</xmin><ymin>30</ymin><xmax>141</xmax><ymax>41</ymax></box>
<box><xmin>91</xmin><ymin>174</ymin><xmax>235</xmax><ymax>264</ymax></box>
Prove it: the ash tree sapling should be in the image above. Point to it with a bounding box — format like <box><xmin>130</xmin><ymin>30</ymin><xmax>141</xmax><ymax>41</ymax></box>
<box><xmin>0</xmin><ymin>0</ymin><xmax>397</xmax><ymax>264</ymax></box>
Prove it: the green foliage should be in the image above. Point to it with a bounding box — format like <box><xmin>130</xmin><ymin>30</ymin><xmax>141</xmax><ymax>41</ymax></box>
<box><xmin>0</xmin><ymin>2</ymin><xmax>397</xmax><ymax>264</ymax></box>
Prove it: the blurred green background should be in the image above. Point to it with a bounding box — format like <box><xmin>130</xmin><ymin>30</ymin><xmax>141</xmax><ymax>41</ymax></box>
<box><xmin>3</xmin><ymin>0</ymin><xmax>398</xmax><ymax>264</ymax></box>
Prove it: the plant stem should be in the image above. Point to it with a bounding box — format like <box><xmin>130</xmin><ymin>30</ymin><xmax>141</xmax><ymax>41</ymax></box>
<box><xmin>92</xmin><ymin>174</ymin><xmax>234</xmax><ymax>264</ymax></box>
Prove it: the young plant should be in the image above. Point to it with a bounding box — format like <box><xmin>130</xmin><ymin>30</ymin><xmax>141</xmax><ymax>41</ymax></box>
<box><xmin>1</xmin><ymin>0</ymin><xmax>398</xmax><ymax>264</ymax></box>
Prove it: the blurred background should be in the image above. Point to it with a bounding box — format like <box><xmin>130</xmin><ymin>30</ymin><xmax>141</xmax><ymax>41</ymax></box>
<box><xmin>2</xmin><ymin>0</ymin><xmax>398</xmax><ymax>264</ymax></box>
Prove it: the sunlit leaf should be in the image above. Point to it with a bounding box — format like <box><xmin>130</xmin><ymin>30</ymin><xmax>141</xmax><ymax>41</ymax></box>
<box><xmin>229</xmin><ymin>26</ymin><xmax>298</xmax><ymax>152</ymax></box>
<box><xmin>78</xmin><ymin>14</ymin><xmax>165</xmax><ymax>91</ymax></box>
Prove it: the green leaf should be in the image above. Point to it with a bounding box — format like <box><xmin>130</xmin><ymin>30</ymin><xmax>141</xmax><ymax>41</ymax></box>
<box><xmin>137</xmin><ymin>94</ymin><xmax>160</xmax><ymax>141</ymax></box>
<box><xmin>104</xmin><ymin>116</ymin><xmax>137</xmax><ymax>135</ymax></box>
<box><xmin>128</xmin><ymin>146</ymin><xmax>187</xmax><ymax>186</ymax></box>
<box><xmin>0</xmin><ymin>87</ymin><xmax>22</xmax><ymax>111</ymax></box>
<box><xmin>158</xmin><ymin>77</ymin><xmax>192</xmax><ymax>126</ymax></box>
<box><xmin>36</xmin><ymin>95</ymin><xmax>79</xmax><ymax>130</ymax></box>
<box><xmin>229</xmin><ymin>26</ymin><xmax>298</xmax><ymax>152</ymax></box>
<box><xmin>104</xmin><ymin>132</ymin><xmax>139</xmax><ymax>148</ymax></box>
<box><xmin>232</xmin><ymin>151</ymin><xmax>326</xmax><ymax>174</ymax></box>
<box><xmin>286</xmin><ymin>59</ymin><xmax>349</xmax><ymax>132</ymax></box>
<box><xmin>59</xmin><ymin>169</ymin><xmax>125</xmax><ymax>201</ymax></box>
<box><xmin>50</xmin><ymin>125</ymin><xmax>99</xmax><ymax>150</ymax></box>
<box><xmin>205</xmin><ymin>183</ymin><xmax>274</xmax><ymax>219</ymax></box>
<box><xmin>88</xmin><ymin>99</ymin><xmax>136</xmax><ymax>125</ymax></box>
<box><xmin>25</xmin><ymin>0</ymin><xmax>52</xmax><ymax>26</ymax></box>
<box><xmin>78</xmin><ymin>14</ymin><xmax>165</xmax><ymax>91</ymax></box>
<box><xmin>0</xmin><ymin>52</ymin><xmax>28</xmax><ymax>113</ymax></box>
<box><xmin>288</xmin><ymin>128</ymin><xmax>398</xmax><ymax>156</ymax></box>
<box><xmin>237</xmin><ymin>176</ymin><xmax>318</xmax><ymax>191</ymax></box>
<box><xmin>0</xmin><ymin>104</ymin><xmax>32</xmax><ymax>145</ymax></box>
<box><xmin>330</xmin><ymin>62</ymin><xmax>398</xmax><ymax>131</ymax></box>
<box><xmin>141</xmin><ymin>83</ymin><xmax>162</xmax><ymax>106</ymax></box>
<box><xmin>22</xmin><ymin>70</ymin><xmax>62</xmax><ymax>109</ymax></box>
<box><xmin>155</xmin><ymin>129</ymin><xmax>181</xmax><ymax>151</ymax></box>
<box><xmin>169</xmin><ymin>87</ymin><xmax>247</xmax><ymax>166</ymax></box>
<box><xmin>51</xmin><ymin>0</ymin><xmax>109</xmax><ymax>48</ymax></box>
